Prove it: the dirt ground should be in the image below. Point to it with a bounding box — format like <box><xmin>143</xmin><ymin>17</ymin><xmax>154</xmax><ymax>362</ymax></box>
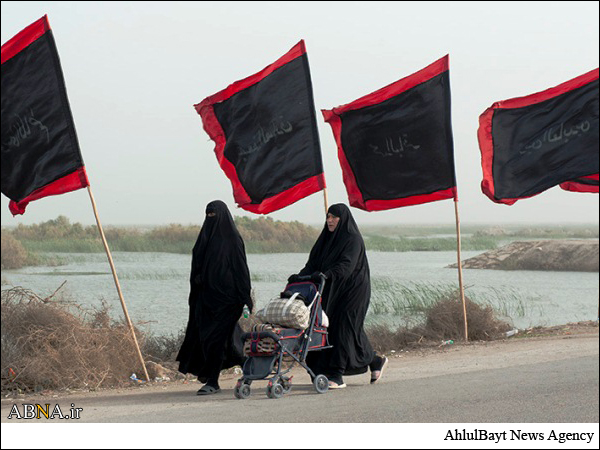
<box><xmin>2</xmin><ymin>320</ymin><xmax>597</xmax><ymax>403</ymax></box>
<box><xmin>510</xmin><ymin>320</ymin><xmax>599</xmax><ymax>339</ymax></box>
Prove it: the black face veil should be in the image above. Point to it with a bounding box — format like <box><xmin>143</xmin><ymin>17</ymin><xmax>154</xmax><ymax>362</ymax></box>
<box><xmin>177</xmin><ymin>200</ymin><xmax>251</xmax><ymax>379</ymax></box>
<box><xmin>190</xmin><ymin>200</ymin><xmax>252</xmax><ymax>307</ymax></box>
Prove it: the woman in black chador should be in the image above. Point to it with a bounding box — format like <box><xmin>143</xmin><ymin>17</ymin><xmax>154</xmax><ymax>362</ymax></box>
<box><xmin>289</xmin><ymin>204</ymin><xmax>387</xmax><ymax>389</ymax></box>
<box><xmin>176</xmin><ymin>201</ymin><xmax>253</xmax><ymax>395</ymax></box>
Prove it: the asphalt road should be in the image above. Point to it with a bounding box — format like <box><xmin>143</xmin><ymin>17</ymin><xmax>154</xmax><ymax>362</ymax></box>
<box><xmin>2</xmin><ymin>333</ymin><xmax>598</xmax><ymax>423</ymax></box>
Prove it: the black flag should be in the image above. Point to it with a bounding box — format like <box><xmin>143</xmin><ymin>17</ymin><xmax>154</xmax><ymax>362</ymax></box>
<box><xmin>478</xmin><ymin>69</ymin><xmax>599</xmax><ymax>205</ymax></box>
<box><xmin>195</xmin><ymin>40</ymin><xmax>325</xmax><ymax>214</ymax></box>
<box><xmin>1</xmin><ymin>15</ymin><xmax>88</xmax><ymax>215</ymax></box>
<box><xmin>322</xmin><ymin>55</ymin><xmax>456</xmax><ymax>211</ymax></box>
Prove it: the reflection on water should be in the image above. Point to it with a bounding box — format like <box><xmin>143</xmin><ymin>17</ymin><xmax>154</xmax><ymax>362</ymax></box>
<box><xmin>2</xmin><ymin>251</ymin><xmax>598</xmax><ymax>335</ymax></box>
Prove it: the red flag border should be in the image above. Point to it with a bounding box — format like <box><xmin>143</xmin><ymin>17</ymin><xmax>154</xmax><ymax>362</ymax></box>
<box><xmin>560</xmin><ymin>174</ymin><xmax>599</xmax><ymax>194</ymax></box>
<box><xmin>240</xmin><ymin>174</ymin><xmax>325</xmax><ymax>214</ymax></box>
<box><xmin>194</xmin><ymin>40</ymin><xmax>325</xmax><ymax>214</ymax></box>
<box><xmin>477</xmin><ymin>68</ymin><xmax>600</xmax><ymax>205</ymax></box>
<box><xmin>322</xmin><ymin>55</ymin><xmax>456</xmax><ymax>211</ymax></box>
<box><xmin>3</xmin><ymin>15</ymin><xmax>89</xmax><ymax>216</ymax></box>
<box><xmin>1</xmin><ymin>15</ymin><xmax>50</xmax><ymax>64</ymax></box>
<box><xmin>9</xmin><ymin>167</ymin><xmax>89</xmax><ymax>216</ymax></box>
<box><xmin>361</xmin><ymin>188</ymin><xmax>457</xmax><ymax>211</ymax></box>
<box><xmin>326</xmin><ymin>55</ymin><xmax>449</xmax><ymax>115</ymax></box>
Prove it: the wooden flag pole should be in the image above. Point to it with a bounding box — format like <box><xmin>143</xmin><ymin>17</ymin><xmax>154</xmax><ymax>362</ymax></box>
<box><xmin>86</xmin><ymin>186</ymin><xmax>150</xmax><ymax>382</ymax></box>
<box><xmin>323</xmin><ymin>187</ymin><xmax>330</xmax><ymax>215</ymax></box>
<box><xmin>454</xmin><ymin>198</ymin><xmax>469</xmax><ymax>342</ymax></box>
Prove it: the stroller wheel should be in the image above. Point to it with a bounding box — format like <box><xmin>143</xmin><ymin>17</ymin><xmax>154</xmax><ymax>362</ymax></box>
<box><xmin>282</xmin><ymin>381</ymin><xmax>292</xmax><ymax>394</ymax></box>
<box><xmin>235</xmin><ymin>382</ymin><xmax>251</xmax><ymax>400</ymax></box>
<box><xmin>281</xmin><ymin>376</ymin><xmax>292</xmax><ymax>394</ymax></box>
<box><xmin>313</xmin><ymin>374</ymin><xmax>329</xmax><ymax>394</ymax></box>
<box><xmin>269</xmin><ymin>383</ymin><xmax>284</xmax><ymax>399</ymax></box>
<box><xmin>267</xmin><ymin>381</ymin><xmax>284</xmax><ymax>399</ymax></box>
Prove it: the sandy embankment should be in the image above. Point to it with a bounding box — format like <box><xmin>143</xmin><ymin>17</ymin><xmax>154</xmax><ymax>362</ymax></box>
<box><xmin>449</xmin><ymin>239</ymin><xmax>599</xmax><ymax>272</ymax></box>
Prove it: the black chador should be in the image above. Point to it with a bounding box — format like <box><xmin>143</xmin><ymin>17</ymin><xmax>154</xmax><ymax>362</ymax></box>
<box><xmin>293</xmin><ymin>203</ymin><xmax>385</xmax><ymax>387</ymax></box>
<box><xmin>176</xmin><ymin>201</ymin><xmax>252</xmax><ymax>394</ymax></box>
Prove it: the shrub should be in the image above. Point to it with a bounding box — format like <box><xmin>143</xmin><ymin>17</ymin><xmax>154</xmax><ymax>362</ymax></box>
<box><xmin>419</xmin><ymin>292</ymin><xmax>512</xmax><ymax>341</ymax></box>
<box><xmin>1</xmin><ymin>286</ymin><xmax>147</xmax><ymax>393</ymax></box>
<box><xmin>1</xmin><ymin>232</ymin><xmax>28</xmax><ymax>269</ymax></box>
<box><xmin>367</xmin><ymin>292</ymin><xmax>513</xmax><ymax>353</ymax></box>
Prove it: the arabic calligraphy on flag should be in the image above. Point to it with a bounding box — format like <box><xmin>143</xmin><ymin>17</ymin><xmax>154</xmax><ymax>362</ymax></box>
<box><xmin>1</xmin><ymin>15</ymin><xmax>88</xmax><ymax>215</ymax></box>
<box><xmin>195</xmin><ymin>40</ymin><xmax>325</xmax><ymax>214</ymax></box>
<box><xmin>322</xmin><ymin>55</ymin><xmax>457</xmax><ymax>211</ymax></box>
<box><xmin>478</xmin><ymin>69</ymin><xmax>599</xmax><ymax>205</ymax></box>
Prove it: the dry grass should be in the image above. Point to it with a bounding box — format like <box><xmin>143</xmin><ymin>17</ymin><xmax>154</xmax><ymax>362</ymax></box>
<box><xmin>143</xmin><ymin>330</ymin><xmax>186</xmax><ymax>363</ymax></box>
<box><xmin>367</xmin><ymin>291</ymin><xmax>513</xmax><ymax>353</ymax></box>
<box><xmin>1</xmin><ymin>285</ymin><xmax>148</xmax><ymax>393</ymax></box>
<box><xmin>1</xmin><ymin>282</ymin><xmax>514</xmax><ymax>392</ymax></box>
<box><xmin>419</xmin><ymin>292</ymin><xmax>513</xmax><ymax>341</ymax></box>
<box><xmin>0</xmin><ymin>280</ymin><xmax>267</xmax><ymax>394</ymax></box>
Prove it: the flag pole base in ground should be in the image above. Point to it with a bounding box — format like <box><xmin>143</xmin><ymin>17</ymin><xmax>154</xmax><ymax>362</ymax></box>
<box><xmin>86</xmin><ymin>186</ymin><xmax>150</xmax><ymax>382</ymax></box>
<box><xmin>454</xmin><ymin>198</ymin><xmax>469</xmax><ymax>342</ymax></box>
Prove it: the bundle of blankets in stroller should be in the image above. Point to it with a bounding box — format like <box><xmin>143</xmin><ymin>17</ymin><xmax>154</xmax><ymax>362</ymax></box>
<box><xmin>242</xmin><ymin>290</ymin><xmax>329</xmax><ymax>357</ymax></box>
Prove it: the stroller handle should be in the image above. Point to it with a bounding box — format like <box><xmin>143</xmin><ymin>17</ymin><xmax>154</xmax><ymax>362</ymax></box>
<box><xmin>296</xmin><ymin>272</ymin><xmax>327</xmax><ymax>291</ymax></box>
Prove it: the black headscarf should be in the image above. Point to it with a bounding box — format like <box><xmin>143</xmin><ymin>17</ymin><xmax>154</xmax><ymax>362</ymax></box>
<box><xmin>177</xmin><ymin>200</ymin><xmax>252</xmax><ymax>379</ymax></box>
<box><xmin>301</xmin><ymin>204</ymin><xmax>364</xmax><ymax>280</ymax></box>
<box><xmin>299</xmin><ymin>203</ymin><xmax>375</xmax><ymax>376</ymax></box>
<box><xmin>189</xmin><ymin>200</ymin><xmax>252</xmax><ymax>307</ymax></box>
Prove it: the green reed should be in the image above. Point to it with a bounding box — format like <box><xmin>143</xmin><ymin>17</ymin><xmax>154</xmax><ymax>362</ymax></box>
<box><xmin>369</xmin><ymin>278</ymin><xmax>541</xmax><ymax>324</ymax></box>
<box><xmin>370</xmin><ymin>278</ymin><xmax>456</xmax><ymax>316</ymax></box>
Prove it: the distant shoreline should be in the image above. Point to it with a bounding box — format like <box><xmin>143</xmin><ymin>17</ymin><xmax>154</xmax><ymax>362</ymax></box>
<box><xmin>450</xmin><ymin>239</ymin><xmax>599</xmax><ymax>272</ymax></box>
<box><xmin>2</xmin><ymin>221</ymin><xmax>600</xmax><ymax>230</ymax></box>
<box><xmin>2</xmin><ymin>216</ymin><xmax>598</xmax><ymax>270</ymax></box>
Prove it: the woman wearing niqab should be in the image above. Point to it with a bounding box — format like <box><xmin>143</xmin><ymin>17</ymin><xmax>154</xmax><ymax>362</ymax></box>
<box><xmin>176</xmin><ymin>201</ymin><xmax>253</xmax><ymax>395</ymax></box>
<box><xmin>289</xmin><ymin>204</ymin><xmax>387</xmax><ymax>388</ymax></box>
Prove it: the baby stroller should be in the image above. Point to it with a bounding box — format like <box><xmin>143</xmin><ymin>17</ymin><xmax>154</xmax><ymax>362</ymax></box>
<box><xmin>234</xmin><ymin>273</ymin><xmax>332</xmax><ymax>399</ymax></box>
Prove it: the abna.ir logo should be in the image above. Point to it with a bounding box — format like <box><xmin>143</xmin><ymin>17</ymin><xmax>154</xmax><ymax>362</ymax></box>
<box><xmin>7</xmin><ymin>403</ymin><xmax>83</xmax><ymax>420</ymax></box>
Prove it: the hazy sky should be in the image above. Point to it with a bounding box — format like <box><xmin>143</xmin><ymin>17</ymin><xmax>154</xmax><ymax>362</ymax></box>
<box><xmin>1</xmin><ymin>1</ymin><xmax>599</xmax><ymax>227</ymax></box>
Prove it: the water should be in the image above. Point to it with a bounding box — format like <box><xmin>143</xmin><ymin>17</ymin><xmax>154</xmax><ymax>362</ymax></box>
<box><xmin>2</xmin><ymin>251</ymin><xmax>598</xmax><ymax>335</ymax></box>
